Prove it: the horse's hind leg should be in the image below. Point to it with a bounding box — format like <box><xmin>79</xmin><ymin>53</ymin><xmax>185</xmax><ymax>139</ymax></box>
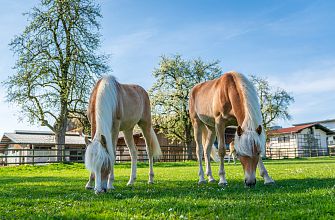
<box><xmin>203</xmin><ymin>126</ymin><xmax>216</xmax><ymax>183</ymax></box>
<box><xmin>139</xmin><ymin>123</ymin><xmax>155</xmax><ymax>184</ymax></box>
<box><xmin>123</xmin><ymin>129</ymin><xmax>138</xmax><ymax>186</ymax></box>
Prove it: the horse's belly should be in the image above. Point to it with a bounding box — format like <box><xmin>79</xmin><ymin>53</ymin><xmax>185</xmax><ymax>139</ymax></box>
<box><xmin>198</xmin><ymin>114</ymin><xmax>215</xmax><ymax>127</ymax></box>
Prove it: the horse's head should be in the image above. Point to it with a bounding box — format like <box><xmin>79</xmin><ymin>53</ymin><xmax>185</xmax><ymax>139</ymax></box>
<box><xmin>84</xmin><ymin>135</ymin><xmax>111</xmax><ymax>186</ymax></box>
<box><xmin>234</xmin><ymin>125</ymin><xmax>263</xmax><ymax>187</ymax></box>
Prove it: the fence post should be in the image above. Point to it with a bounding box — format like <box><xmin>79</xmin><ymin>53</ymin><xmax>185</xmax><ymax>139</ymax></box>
<box><xmin>32</xmin><ymin>146</ymin><xmax>35</xmax><ymax>165</ymax></box>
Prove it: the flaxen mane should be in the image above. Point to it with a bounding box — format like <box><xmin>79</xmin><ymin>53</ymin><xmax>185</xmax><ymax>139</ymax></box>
<box><xmin>232</xmin><ymin>72</ymin><xmax>266</xmax><ymax>157</ymax></box>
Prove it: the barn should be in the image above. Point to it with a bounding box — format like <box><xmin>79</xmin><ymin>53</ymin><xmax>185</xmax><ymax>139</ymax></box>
<box><xmin>267</xmin><ymin>123</ymin><xmax>334</xmax><ymax>158</ymax></box>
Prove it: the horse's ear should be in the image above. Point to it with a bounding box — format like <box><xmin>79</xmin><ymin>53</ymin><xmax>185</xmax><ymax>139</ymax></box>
<box><xmin>256</xmin><ymin>125</ymin><xmax>262</xmax><ymax>135</ymax></box>
<box><xmin>237</xmin><ymin>126</ymin><xmax>243</xmax><ymax>137</ymax></box>
<box><xmin>100</xmin><ymin>135</ymin><xmax>107</xmax><ymax>148</ymax></box>
<box><xmin>84</xmin><ymin>136</ymin><xmax>91</xmax><ymax>145</ymax></box>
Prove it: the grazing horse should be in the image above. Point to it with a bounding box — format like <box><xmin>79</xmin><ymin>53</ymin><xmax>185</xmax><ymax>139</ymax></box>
<box><xmin>189</xmin><ymin>71</ymin><xmax>274</xmax><ymax>187</ymax></box>
<box><xmin>84</xmin><ymin>75</ymin><xmax>162</xmax><ymax>194</ymax></box>
<box><xmin>228</xmin><ymin>140</ymin><xmax>237</xmax><ymax>165</ymax></box>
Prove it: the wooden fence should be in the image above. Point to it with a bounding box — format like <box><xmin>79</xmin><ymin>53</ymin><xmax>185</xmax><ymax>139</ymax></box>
<box><xmin>0</xmin><ymin>144</ymin><xmax>196</xmax><ymax>166</ymax></box>
<box><xmin>1</xmin><ymin>144</ymin><xmax>334</xmax><ymax>166</ymax></box>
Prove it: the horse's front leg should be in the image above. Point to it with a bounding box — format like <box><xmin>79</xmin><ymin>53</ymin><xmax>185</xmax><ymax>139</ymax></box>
<box><xmin>107</xmin><ymin>124</ymin><xmax>120</xmax><ymax>190</ymax></box>
<box><xmin>215</xmin><ymin>117</ymin><xmax>228</xmax><ymax>187</ymax></box>
<box><xmin>85</xmin><ymin>172</ymin><xmax>95</xmax><ymax>190</ymax></box>
<box><xmin>193</xmin><ymin>120</ymin><xmax>206</xmax><ymax>184</ymax></box>
<box><xmin>204</xmin><ymin>126</ymin><xmax>216</xmax><ymax>183</ymax></box>
<box><xmin>94</xmin><ymin>169</ymin><xmax>104</xmax><ymax>194</ymax></box>
<box><xmin>258</xmin><ymin>158</ymin><xmax>275</xmax><ymax>184</ymax></box>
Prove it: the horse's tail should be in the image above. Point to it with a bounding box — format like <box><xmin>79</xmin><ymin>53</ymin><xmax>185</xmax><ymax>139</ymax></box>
<box><xmin>150</xmin><ymin>127</ymin><xmax>162</xmax><ymax>159</ymax></box>
<box><xmin>92</xmin><ymin>75</ymin><xmax>119</xmax><ymax>163</ymax></box>
<box><xmin>202</xmin><ymin>128</ymin><xmax>220</xmax><ymax>162</ymax></box>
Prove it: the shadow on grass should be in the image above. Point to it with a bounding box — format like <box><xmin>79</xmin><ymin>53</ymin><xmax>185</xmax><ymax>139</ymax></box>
<box><xmin>1</xmin><ymin>174</ymin><xmax>334</xmax><ymax>201</ymax></box>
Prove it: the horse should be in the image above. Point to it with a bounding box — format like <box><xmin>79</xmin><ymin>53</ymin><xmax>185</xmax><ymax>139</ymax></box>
<box><xmin>228</xmin><ymin>140</ymin><xmax>237</xmax><ymax>165</ymax></box>
<box><xmin>189</xmin><ymin>71</ymin><xmax>274</xmax><ymax>187</ymax></box>
<box><xmin>84</xmin><ymin>75</ymin><xmax>162</xmax><ymax>194</ymax></box>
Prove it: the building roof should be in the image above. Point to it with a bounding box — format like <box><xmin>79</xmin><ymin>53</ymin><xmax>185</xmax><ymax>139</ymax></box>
<box><xmin>293</xmin><ymin>118</ymin><xmax>335</xmax><ymax>126</ymax></box>
<box><xmin>268</xmin><ymin>123</ymin><xmax>335</xmax><ymax>135</ymax></box>
<box><xmin>0</xmin><ymin>130</ymin><xmax>85</xmax><ymax>148</ymax></box>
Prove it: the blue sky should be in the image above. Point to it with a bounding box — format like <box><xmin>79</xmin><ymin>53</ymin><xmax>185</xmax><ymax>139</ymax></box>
<box><xmin>1</xmin><ymin>0</ymin><xmax>335</xmax><ymax>134</ymax></box>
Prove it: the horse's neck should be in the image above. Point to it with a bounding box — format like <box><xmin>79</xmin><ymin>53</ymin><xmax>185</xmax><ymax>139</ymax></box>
<box><xmin>228</xmin><ymin>84</ymin><xmax>246</xmax><ymax>127</ymax></box>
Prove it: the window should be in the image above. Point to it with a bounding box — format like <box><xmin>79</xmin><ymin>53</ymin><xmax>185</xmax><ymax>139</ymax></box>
<box><xmin>278</xmin><ymin>135</ymin><xmax>290</xmax><ymax>143</ymax></box>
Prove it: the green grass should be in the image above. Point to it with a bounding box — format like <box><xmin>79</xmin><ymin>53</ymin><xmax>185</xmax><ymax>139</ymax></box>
<box><xmin>0</xmin><ymin>158</ymin><xmax>334</xmax><ymax>219</ymax></box>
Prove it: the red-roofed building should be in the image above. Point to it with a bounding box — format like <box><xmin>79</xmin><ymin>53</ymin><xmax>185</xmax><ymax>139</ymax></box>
<box><xmin>267</xmin><ymin>123</ymin><xmax>335</xmax><ymax>158</ymax></box>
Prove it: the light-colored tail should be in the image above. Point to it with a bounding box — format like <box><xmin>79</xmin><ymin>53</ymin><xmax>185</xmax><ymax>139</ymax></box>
<box><xmin>150</xmin><ymin>127</ymin><xmax>162</xmax><ymax>159</ymax></box>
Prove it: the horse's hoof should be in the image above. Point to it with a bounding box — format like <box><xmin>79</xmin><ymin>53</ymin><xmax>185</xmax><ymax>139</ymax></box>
<box><xmin>107</xmin><ymin>186</ymin><xmax>115</xmax><ymax>191</ymax></box>
<box><xmin>208</xmin><ymin>179</ymin><xmax>216</xmax><ymax>183</ymax></box>
<box><xmin>85</xmin><ymin>186</ymin><xmax>94</xmax><ymax>190</ymax></box>
<box><xmin>218</xmin><ymin>182</ymin><xmax>228</xmax><ymax>187</ymax></box>
<box><xmin>198</xmin><ymin>180</ymin><xmax>207</xmax><ymax>185</ymax></box>
<box><xmin>94</xmin><ymin>189</ymin><xmax>105</xmax><ymax>194</ymax></box>
<box><xmin>264</xmin><ymin>180</ymin><xmax>275</xmax><ymax>185</ymax></box>
<box><xmin>127</xmin><ymin>182</ymin><xmax>134</xmax><ymax>187</ymax></box>
<box><xmin>148</xmin><ymin>181</ymin><xmax>154</xmax><ymax>185</ymax></box>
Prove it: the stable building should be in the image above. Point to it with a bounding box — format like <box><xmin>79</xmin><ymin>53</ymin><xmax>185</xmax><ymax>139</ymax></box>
<box><xmin>267</xmin><ymin>123</ymin><xmax>334</xmax><ymax>159</ymax></box>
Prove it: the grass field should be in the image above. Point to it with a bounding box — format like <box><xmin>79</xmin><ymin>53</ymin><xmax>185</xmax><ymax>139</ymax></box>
<box><xmin>0</xmin><ymin>158</ymin><xmax>334</xmax><ymax>219</ymax></box>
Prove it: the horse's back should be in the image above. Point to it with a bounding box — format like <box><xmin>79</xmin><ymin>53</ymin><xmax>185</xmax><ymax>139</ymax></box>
<box><xmin>189</xmin><ymin>72</ymin><xmax>239</xmax><ymax>121</ymax></box>
<box><xmin>118</xmin><ymin>83</ymin><xmax>151</xmax><ymax>130</ymax></box>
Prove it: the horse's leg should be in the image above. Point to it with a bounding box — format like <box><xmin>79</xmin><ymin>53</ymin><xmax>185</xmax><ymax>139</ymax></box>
<box><xmin>107</xmin><ymin>123</ymin><xmax>120</xmax><ymax>191</ymax></box>
<box><xmin>228</xmin><ymin>153</ymin><xmax>231</xmax><ymax>164</ymax></box>
<box><xmin>123</xmin><ymin>129</ymin><xmax>138</xmax><ymax>186</ymax></box>
<box><xmin>85</xmin><ymin>172</ymin><xmax>95</xmax><ymax>190</ymax></box>
<box><xmin>215</xmin><ymin>117</ymin><xmax>227</xmax><ymax>187</ymax></box>
<box><xmin>233</xmin><ymin>152</ymin><xmax>237</xmax><ymax>165</ymax></box>
<box><xmin>258</xmin><ymin>158</ymin><xmax>275</xmax><ymax>184</ymax></box>
<box><xmin>193</xmin><ymin>119</ymin><xmax>206</xmax><ymax>184</ymax></box>
<box><xmin>94</xmin><ymin>168</ymin><xmax>103</xmax><ymax>194</ymax></box>
<box><xmin>139</xmin><ymin>122</ymin><xmax>156</xmax><ymax>184</ymax></box>
<box><xmin>204</xmin><ymin>126</ymin><xmax>216</xmax><ymax>183</ymax></box>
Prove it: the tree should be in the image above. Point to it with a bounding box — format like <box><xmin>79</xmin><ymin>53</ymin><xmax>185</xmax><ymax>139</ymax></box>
<box><xmin>250</xmin><ymin>75</ymin><xmax>294</xmax><ymax>132</ymax></box>
<box><xmin>2</xmin><ymin>0</ymin><xmax>109</xmax><ymax>161</ymax></box>
<box><xmin>149</xmin><ymin>55</ymin><xmax>222</xmax><ymax>159</ymax></box>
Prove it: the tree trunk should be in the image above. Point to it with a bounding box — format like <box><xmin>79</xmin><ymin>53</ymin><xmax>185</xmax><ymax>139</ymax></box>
<box><xmin>185</xmin><ymin>122</ymin><xmax>193</xmax><ymax>160</ymax></box>
<box><xmin>55</xmin><ymin>103</ymin><xmax>68</xmax><ymax>162</ymax></box>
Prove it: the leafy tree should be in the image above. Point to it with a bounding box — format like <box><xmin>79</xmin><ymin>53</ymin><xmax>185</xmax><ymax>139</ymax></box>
<box><xmin>2</xmin><ymin>0</ymin><xmax>109</xmax><ymax>161</ymax></box>
<box><xmin>250</xmin><ymin>75</ymin><xmax>294</xmax><ymax>132</ymax></box>
<box><xmin>149</xmin><ymin>55</ymin><xmax>222</xmax><ymax>159</ymax></box>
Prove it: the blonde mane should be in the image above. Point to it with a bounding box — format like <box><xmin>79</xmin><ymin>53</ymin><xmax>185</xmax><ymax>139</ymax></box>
<box><xmin>85</xmin><ymin>75</ymin><xmax>118</xmax><ymax>172</ymax></box>
<box><xmin>232</xmin><ymin>72</ymin><xmax>266</xmax><ymax>157</ymax></box>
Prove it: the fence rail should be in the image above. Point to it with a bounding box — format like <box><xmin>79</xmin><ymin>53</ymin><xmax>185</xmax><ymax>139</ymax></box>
<box><xmin>0</xmin><ymin>144</ymin><xmax>334</xmax><ymax>166</ymax></box>
<box><xmin>0</xmin><ymin>144</ymin><xmax>195</xmax><ymax>166</ymax></box>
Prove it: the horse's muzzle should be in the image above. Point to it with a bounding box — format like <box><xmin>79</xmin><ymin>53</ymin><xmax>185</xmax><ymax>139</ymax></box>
<box><xmin>244</xmin><ymin>178</ymin><xmax>256</xmax><ymax>188</ymax></box>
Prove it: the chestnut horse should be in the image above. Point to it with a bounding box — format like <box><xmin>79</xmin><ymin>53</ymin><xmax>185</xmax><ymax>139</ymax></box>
<box><xmin>84</xmin><ymin>75</ymin><xmax>162</xmax><ymax>194</ymax></box>
<box><xmin>189</xmin><ymin>71</ymin><xmax>274</xmax><ymax>187</ymax></box>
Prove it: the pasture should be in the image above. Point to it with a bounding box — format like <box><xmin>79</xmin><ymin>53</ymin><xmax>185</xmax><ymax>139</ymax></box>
<box><xmin>0</xmin><ymin>158</ymin><xmax>334</xmax><ymax>219</ymax></box>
